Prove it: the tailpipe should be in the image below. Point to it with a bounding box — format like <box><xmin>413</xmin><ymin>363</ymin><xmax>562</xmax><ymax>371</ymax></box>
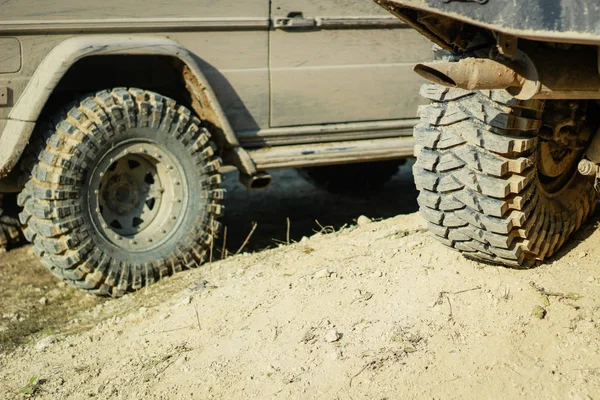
<box><xmin>414</xmin><ymin>57</ymin><xmax>540</xmax><ymax>99</ymax></box>
<box><xmin>414</xmin><ymin>58</ymin><xmax>523</xmax><ymax>90</ymax></box>
<box><xmin>239</xmin><ymin>171</ymin><xmax>272</xmax><ymax>190</ymax></box>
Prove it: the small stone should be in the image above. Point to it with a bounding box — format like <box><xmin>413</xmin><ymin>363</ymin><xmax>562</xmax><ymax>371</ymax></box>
<box><xmin>300</xmin><ymin>330</ymin><xmax>316</xmax><ymax>343</ymax></box>
<box><xmin>96</xmin><ymin>384</ymin><xmax>105</xmax><ymax>395</ymax></box>
<box><xmin>578</xmin><ymin>251</ymin><xmax>588</xmax><ymax>259</ymax></box>
<box><xmin>38</xmin><ymin>297</ymin><xmax>48</xmax><ymax>305</ymax></box>
<box><xmin>373</xmin><ymin>270</ymin><xmax>383</xmax><ymax>278</ymax></box>
<box><xmin>325</xmin><ymin>329</ymin><xmax>341</xmax><ymax>343</ymax></box>
<box><xmin>177</xmin><ymin>296</ymin><xmax>192</xmax><ymax>306</ymax></box>
<box><xmin>541</xmin><ymin>295</ymin><xmax>550</xmax><ymax>307</ymax></box>
<box><xmin>314</xmin><ymin>269</ymin><xmax>332</xmax><ymax>279</ymax></box>
<box><xmin>587</xmin><ymin>276</ymin><xmax>595</xmax><ymax>283</ymax></box>
<box><xmin>356</xmin><ymin>215</ymin><xmax>372</xmax><ymax>226</ymax></box>
<box><xmin>35</xmin><ymin>335</ymin><xmax>57</xmax><ymax>351</ymax></box>
<box><xmin>532</xmin><ymin>306</ymin><xmax>547</xmax><ymax>320</ymax></box>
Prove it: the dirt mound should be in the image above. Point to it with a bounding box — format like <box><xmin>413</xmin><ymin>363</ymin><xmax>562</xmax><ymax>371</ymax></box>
<box><xmin>1</xmin><ymin>211</ymin><xmax>600</xmax><ymax>399</ymax></box>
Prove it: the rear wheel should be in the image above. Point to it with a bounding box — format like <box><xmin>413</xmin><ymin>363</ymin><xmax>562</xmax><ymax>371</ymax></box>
<box><xmin>18</xmin><ymin>88</ymin><xmax>224</xmax><ymax>296</ymax></box>
<box><xmin>414</xmin><ymin>84</ymin><xmax>596</xmax><ymax>267</ymax></box>
<box><xmin>298</xmin><ymin>160</ymin><xmax>403</xmax><ymax>193</ymax></box>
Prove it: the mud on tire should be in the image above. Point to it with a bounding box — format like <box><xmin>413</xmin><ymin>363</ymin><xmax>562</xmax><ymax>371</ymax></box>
<box><xmin>18</xmin><ymin>88</ymin><xmax>224</xmax><ymax>296</ymax></box>
<box><xmin>413</xmin><ymin>84</ymin><xmax>596</xmax><ymax>267</ymax></box>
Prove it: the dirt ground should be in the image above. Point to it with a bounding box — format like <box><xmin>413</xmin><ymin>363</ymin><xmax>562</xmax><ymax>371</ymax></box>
<box><xmin>2</xmin><ymin>164</ymin><xmax>600</xmax><ymax>399</ymax></box>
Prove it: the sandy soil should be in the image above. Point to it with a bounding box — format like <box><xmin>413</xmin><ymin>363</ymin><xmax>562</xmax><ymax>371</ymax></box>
<box><xmin>2</xmin><ymin>166</ymin><xmax>600</xmax><ymax>399</ymax></box>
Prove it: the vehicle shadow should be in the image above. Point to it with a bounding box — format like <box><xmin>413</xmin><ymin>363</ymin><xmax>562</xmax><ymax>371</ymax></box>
<box><xmin>215</xmin><ymin>160</ymin><xmax>420</xmax><ymax>256</ymax></box>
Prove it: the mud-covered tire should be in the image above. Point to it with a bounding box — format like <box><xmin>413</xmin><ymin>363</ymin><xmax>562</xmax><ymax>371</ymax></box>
<box><xmin>298</xmin><ymin>160</ymin><xmax>402</xmax><ymax>193</ymax></box>
<box><xmin>413</xmin><ymin>84</ymin><xmax>596</xmax><ymax>267</ymax></box>
<box><xmin>0</xmin><ymin>194</ymin><xmax>22</xmax><ymax>251</ymax></box>
<box><xmin>18</xmin><ymin>88</ymin><xmax>224</xmax><ymax>296</ymax></box>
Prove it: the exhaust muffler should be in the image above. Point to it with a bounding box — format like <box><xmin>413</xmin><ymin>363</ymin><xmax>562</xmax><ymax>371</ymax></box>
<box><xmin>414</xmin><ymin>58</ymin><xmax>522</xmax><ymax>91</ymax></box>
<box><xmin>414</xmin><ymin>45</ymin><xmax>600</xmax><ymax>100</ymax></box>
<box><xmin>414</xmin><ymin>56</ymin><xmax>540</xmax><ymax>100</ymax></box>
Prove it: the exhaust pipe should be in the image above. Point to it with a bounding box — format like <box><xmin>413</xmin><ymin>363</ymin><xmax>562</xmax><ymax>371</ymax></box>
<box><xmin>414</xmin><ymin>45</ymin><xmax>600</xmax><ymax>100</ymax></box>
<box><xmin>239</xmin><ymin>171</ymin><xmax>272</xmax><ymax>190</ymax></box>
<box><xmin>414</xmin><ymin>58</ymin><xmax>524</xmax><ymax>91</ymax></box>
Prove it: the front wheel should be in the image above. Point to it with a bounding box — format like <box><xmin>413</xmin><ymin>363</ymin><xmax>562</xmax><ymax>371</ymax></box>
<box><xmin>18</xmin><ymin>88</ymin><xmax>224</xmax><ymax>296</ymax></box>
<box><xmin>414</xmin><ymin>84</ymin><xmax>596</xmax><ymax>267</ymax></box>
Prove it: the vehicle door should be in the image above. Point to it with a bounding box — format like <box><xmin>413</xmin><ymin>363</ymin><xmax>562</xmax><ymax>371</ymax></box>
<box><xmin>269</xmin><ymin>0</ymin><xmax>432</xmax><ymax>128</ymax></box>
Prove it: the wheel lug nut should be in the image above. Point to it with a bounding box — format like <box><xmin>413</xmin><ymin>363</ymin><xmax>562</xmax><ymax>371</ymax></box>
<box><xmin>99</xmin><ymin>172</ymin><xmax>104</xmax><ymax>177</ymax></box>
<box><xmin>131</xmin><ymin>240</ymin><xmax>137</xmax><ymax>245</ymax></box>
<box><xmin>147</xmin><ymin>238</ymin><xmax>153</xmax><ymax>243</ymax></box>
<box><xmin>94</xmin><ymin>190</ymin><xmax>99</xmax><ymax>194</ymax></box>
<box><xmin>95</xmin><ymin>207</ymin><xmax>100</xmax><ymax>212</ymax></box>
<box><xmin>161</xmin><ymin>229</ymin><xmax>167</xmax><ymax>234</ymax></box>
<box><xmin>171</xmin><ymin>216</ymin><xmax>176</xmax><ymax>220</ymax></box>
<box><xmin>167</xmin><ymin>165</ymin><xmax>173</xmax><ymax>170</ymax></box>
<box><xmin>116</xmin><ymin>236</ymin><xmax>122</xmax><ymax>240</ymax></box>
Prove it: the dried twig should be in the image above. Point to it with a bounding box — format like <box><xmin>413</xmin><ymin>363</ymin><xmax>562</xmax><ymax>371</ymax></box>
<box><xmin>349</xmin><ymin>361</ymin><xmax>376</xmax><ymax>388</ymax></box>
<box><xmin>446</xmin><ymin>295</ymin><xmax>453</xmax><ymax>319</ymax></box>
<box><xmin>529</xmin><ymin>281</ymin><xmax>582</xmax><ymax>300</ymax></box>
<box><xmin>141</xmin><ymin>325</ymin><xmax>193</xmax><ymax>336</ymax></box>
<box><xmin>193</xmin><ymin>300</ymin><xmax>202</xmax><ymax>331</ymax></box>
<box><xmin>286</xmin><ymin>217</ymin><xmax>291</xmax><ymax>245</ymax></box>
<box><xmin>221</xmin><ymin>226</ymin><xmax>228</xmax><ymax>260</ymax></box>
<box><xmin>434</xmin><ymin>286</ymin><xmax>480</xmax><ymax>319</ymax></box>
<box><xmin>236</xmin><ymin>222</ymin><xmax>258</xmax><ymax>255</ymax></box>
<box><xmin>209</xmin><ymin>233</ymin><xmax>214</xmax><ymax>263</ymax></box>
<box><xmin>452</xmin><ymin>286</ymin><xmax>482</xmax><ymax>295</ymax></box>
<box><xmin>315</xmin><ymin>219</ymin><xmax>335</xmax><ymax>234</ymax></box>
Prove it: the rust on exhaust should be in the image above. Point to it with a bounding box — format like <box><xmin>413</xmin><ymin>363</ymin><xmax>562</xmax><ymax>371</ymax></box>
<box><xmin>414</xmin><ymin>57</ymin><xmax>523</xmax><ymax>91</ymax></box>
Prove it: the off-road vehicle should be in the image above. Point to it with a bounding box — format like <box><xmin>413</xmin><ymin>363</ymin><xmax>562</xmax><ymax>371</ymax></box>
<box><xmin>0</xmin><ymin>0</ymin><xmax>431</xmax><ymax>296</ymax></box>
<box><xmin>375</xmin><ymin>0</ymin><xmax>600</xmax><ymax>267</ymax></box>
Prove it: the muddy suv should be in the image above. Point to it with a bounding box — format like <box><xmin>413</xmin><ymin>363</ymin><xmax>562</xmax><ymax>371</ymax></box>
<box><xmin>0</xmin><ymin>0</ymin><xmax>430</xmax><ymax>295</ymax></box>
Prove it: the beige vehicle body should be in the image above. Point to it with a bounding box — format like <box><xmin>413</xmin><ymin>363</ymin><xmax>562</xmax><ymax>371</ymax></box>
<box><xmin>0</xmin><ymin>0</ymin><xmax>431</xmax><ymax>296</ymax></box>
<box><xmin>0</xmin><ymin>0</ymin><xmax>431</xmax><ymax>188</ymax></box>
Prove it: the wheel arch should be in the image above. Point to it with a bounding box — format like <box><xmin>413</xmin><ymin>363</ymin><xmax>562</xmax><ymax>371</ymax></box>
<box><xmin>1</xmin><ymin>35</ymin><xmax>256</xmax><ymax>178</ymax></box>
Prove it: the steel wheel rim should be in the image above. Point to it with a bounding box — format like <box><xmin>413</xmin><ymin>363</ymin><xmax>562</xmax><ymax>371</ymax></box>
<box><xmin>88</xmin><ymin>140</ymin><xmax>188</xmax><ymax>252</ymax></box>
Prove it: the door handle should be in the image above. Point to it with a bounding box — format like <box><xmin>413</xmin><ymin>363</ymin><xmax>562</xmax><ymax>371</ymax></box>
<box><xmin>273</xmin><ymin>13</ymin><xmax>316</xmax><ymax>30</ymax></box>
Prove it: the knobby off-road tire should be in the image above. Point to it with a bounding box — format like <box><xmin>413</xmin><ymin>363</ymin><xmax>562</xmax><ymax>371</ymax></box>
<box><xmin>413</xmin><ymin>84</ymin><xmax>596</xmax><ymax>267</ymax></box>
<box><xmin>18</xmin><ymin>88</ymin><xmax>224</xmax><ymax>296</ymax></box>
<box><xmin>299</xmin><ymin>160</ymin><xmax>402</xmax><ymax>193</ymax></box>
<box><xmin>0</xmin><ymin>194</ymin><xmax>22</xmax><ymax>250</ymax></box>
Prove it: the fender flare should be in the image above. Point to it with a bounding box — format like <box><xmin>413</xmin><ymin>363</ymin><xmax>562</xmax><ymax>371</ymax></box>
<box><xmin>1</xmin><ymin>35</ymin><xmax>256</xmax><ymax>177</ymax></box>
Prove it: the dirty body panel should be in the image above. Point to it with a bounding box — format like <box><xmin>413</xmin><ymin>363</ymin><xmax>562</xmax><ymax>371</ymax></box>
<box><xmin>0</xmin><ymin>0</ymin><xmax>430</xmax><ymax>178</ymax></box>
<box><xmin>0</xmin><ymin>0</ymin><xmax>270</xmax><ymax>130</ymax></box>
